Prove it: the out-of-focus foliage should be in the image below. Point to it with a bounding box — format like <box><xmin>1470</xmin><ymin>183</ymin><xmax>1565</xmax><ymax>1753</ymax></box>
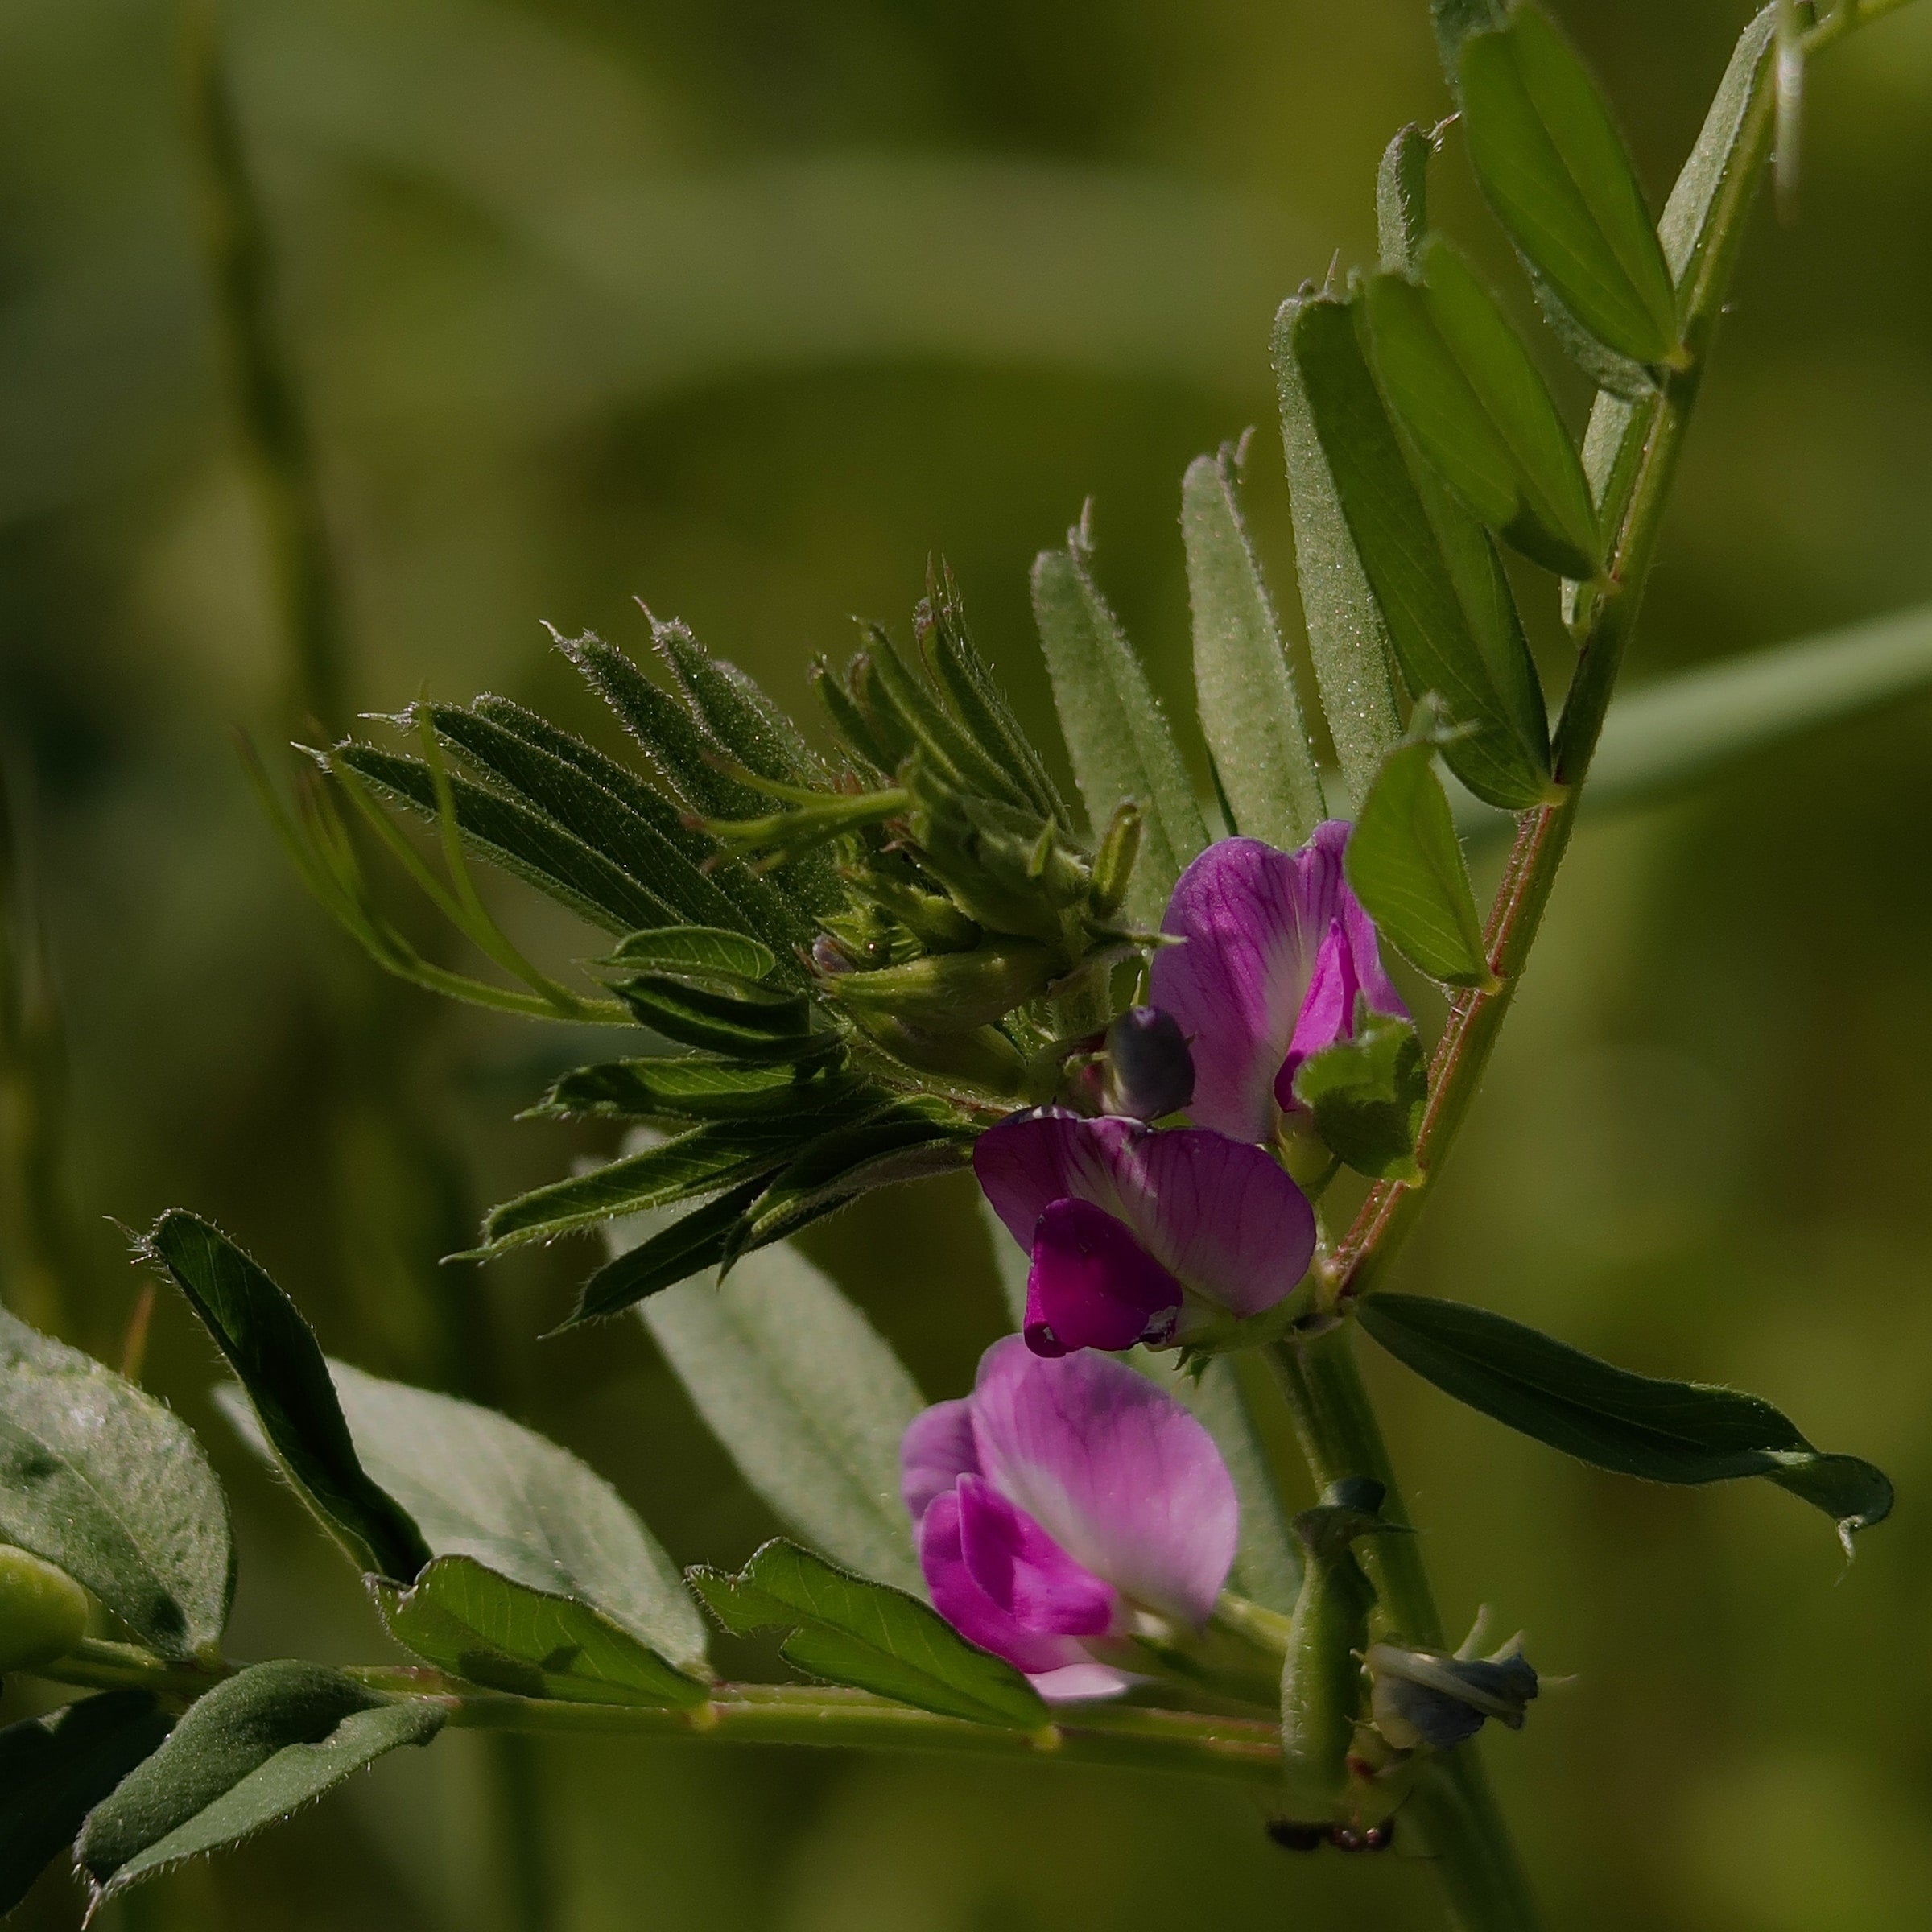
<box><xmin>2</xmin><ymin>1</ymin><xmax>1930</xmax><ymax>1927</ymax></box>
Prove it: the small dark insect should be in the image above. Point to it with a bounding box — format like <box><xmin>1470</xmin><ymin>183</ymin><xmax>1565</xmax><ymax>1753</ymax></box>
<box><xmin>1265</xmin><ymin>1819</ymin><xmax>1328</xmax><ymax>1854</ymax></box>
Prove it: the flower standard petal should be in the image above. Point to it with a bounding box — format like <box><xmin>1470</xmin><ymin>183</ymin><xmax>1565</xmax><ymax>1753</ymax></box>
<box><xmin>967</xmin><ymin>1337</ymin><xmax>1238</xmax><ymax>1628</ymax></box>
<box><xmin>1026</xmin><ymin>1198</ymin><xmax>1183</xmax><ymax>1357</ymax></box>
<box><xmin>901</xmin><ymin>1399</ymin><xmax>981</xmax><ymax>1528</ymax></box>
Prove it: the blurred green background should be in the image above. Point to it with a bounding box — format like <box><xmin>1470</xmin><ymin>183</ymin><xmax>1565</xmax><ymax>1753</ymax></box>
<box><xmin>4</xmin><ymin>1</ymin><xmax>1931</xmax><ymax>1926</ymax></box>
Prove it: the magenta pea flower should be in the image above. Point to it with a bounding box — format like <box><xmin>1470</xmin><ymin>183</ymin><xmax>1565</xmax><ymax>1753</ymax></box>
<box><xmin>973</xmin><ymin>1109</ymin><xmax>1315</xmax><ymax>1356</ymax></box>
<box><xmin>1150</xmin><ymin>824</ymin><xmax>1409</xmax><ymax>1146</ymax></box>
<box><xmin>902</xmin><ymin>1335</ymin><xmax>1238</xmax><ymax>1701</ymax></box>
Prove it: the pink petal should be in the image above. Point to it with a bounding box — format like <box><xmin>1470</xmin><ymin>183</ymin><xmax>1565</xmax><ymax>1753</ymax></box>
<box><xmin>918</xmin><ymin>1487</ymin><xmax>1108</xmax><ymax>1678</ymax></box>
<box><xmin>1152</xmin><ymin>828</ymin><xmax>1406</xmax><ymax>1143</ymax></box>
<box><xmin>1026</xmin><ymin>1198</ymin><xmax>1183</xmax><ymax>1357</ymax></box>
<box><xmin>966</xmin><ymin>1336</ymin><xmax>1238</xmax><ymax>1627</ymax></box>
<box><xmin>956</xmin><ymin>1476</ymin><xmax>1118</xmax><ymax>1636</ymax></box>
<box><xmin>976</xmin><ymin>1112</ymin><xmax>1313</xmax><ymax>1324</ymax></box>
<box><xmin>901</xmin><ymin>1399</ymin><xmax>980</xmax><ymax>1529</ymax></box>
<box><xmin>1030</xmin><ymin>1662</ymin><xmax>1136</xmax><ymax>1703</ymax></box>
<box><xmin>1275</xmin><ymin>918</ymin><xmax>1360</xmax><ymax>1111</ymax></box>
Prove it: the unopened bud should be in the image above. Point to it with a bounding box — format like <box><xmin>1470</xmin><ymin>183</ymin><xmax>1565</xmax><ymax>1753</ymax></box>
<box><xmin>0</xmin><ymin>1545</ymin><xmax>90</xmax><ymax>1673</ymax></box>
<box><xmin>1088</xmin><ymin>801</ymin><xmax>1143</xmax><ymax>920</ymax></box>
<box><xmin>1366</xmin><ymin>1630</ymin><xmax>1539</xmax><ymax>1752</ymax></box>
<box><xmin>1101</xmin><ymin>1006</ymin><xmax>1195</xmax><ymax>1121</ymax></box>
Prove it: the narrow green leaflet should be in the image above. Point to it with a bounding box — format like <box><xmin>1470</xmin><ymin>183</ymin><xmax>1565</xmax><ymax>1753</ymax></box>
<box><xmin>626</xmin><ymin>1227</ymin><xmax>927</xmax><ymax>1592</ymax></box>
<box><xmin>1459</xmin><ymin>6</ymin><xmax>1678</xmax><ymax>369</ymax></box>
<box><xmin>76</xmin><ymin>1663</ymin><xmax>444</xmax><ymax>1905</ymax></box>
<box><xmin>1284</xmin><ymin>293</ymin><xmax>1551</xmax><ymax>810</ymax></box>
<box><xmin>475</xmin><ymin>1118</ymin><xmax>824</xmax><ymax>1253</ymax></box>
<box><xmin>691</xmin><ymin>1539</ymin><xmax>1046</xmax><ymax>1729</ymax></box>
<box><xmin>328</xmin><ymin>1360</ymin><xmax>710</xmax><ymax>1679</ymax></box>
<box><xmin>335</xmin><ymin>743</ymin><xmax>670</xmax><ymax>937</ymax></box>
<box><xmin>1356</xmin><ymin>1294</ymin><xmax>1894</xmax><ymax>1547</ymax></box>
<box><xmin>655</xmin><ymin>620</ymin><xmax>821</xmax><ymax>791</ymax></box>
<box><xmin>0</xmin><ymin>1307</ymin><xmax>233</xmax><ymax>1660</ymax></box>
<box><xmin>1031</xmin><ymin>518</ymin><xmax>1207</xmax><ymax>924</ymax></box>
<box><xmin>1291</xmin><ymin>1013</ymin><xmax>1429</xmax><ymax>1183</ymax></box>
<box><xmin>1572</xmin><ymin>8</ymin><xmax>1779</xmax><ymax>607</ymax></box>
<box><xmin>606</xmin><ymin>927</ymin><xmax>778</xmax><ymax>982</ymax></box>
<box><xmin>374</xmin><ymin>1554</ymin><xmax>707</xmax><ymax>1707</ymax></box>
<box><xmin>0</xmin><ymin>1693</ymin><xmax>172</xmax><ymax>1914</ymax></box>
<box><xmin>1183</xmin><ymin>444</ymin><xmax>1324</xmax><ymax>849</ymax></box>
<box><xmin>1376</xmin><ymin>123</ymin><xmax>1435</xmax><ymax>274</ymax></box>
<box><xmin>1271</xmin><ymin>295</ymin><xmax>1406</xmax><ymax>809</ymax></box>
<box><xmin>617</xmin><ymin>974</ymin><xmax>819</xmax><ymax>1061</ymax></box>
<box><xmin>534</xmin><ymin>1056</ymin><xmax>860</xmax><ymax>1125</ymax></box>
<box><xmin>1364</xmin><ymin>237</ymin><xmax>1600</xmax><ymax>580</ymax></box>
<box><xmin>1430</xmin><ymin>0</ymin><xmax>1506</xmax><ymax>68</ymax></box>
<box><xmin>142</xmin><ymin>1212</ymin><xmax>431</xmax><ymax>1582</ymax></box>
<box><xmin>566</xmin><ymin>1183</ymin><xmax>770</xmax><ymax>1325</ymax></box>
<box><xmin>1345</xmin><ymin>737</ymin><xmax>1495</xmax><ymax>989</ymax></box>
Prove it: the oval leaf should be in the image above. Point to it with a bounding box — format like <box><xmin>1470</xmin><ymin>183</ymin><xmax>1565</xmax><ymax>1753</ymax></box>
<box><xmin>1291</xmin><ymin>1013</ymin><xmax>1430</xmax><ymax>1184</ymax></box>
<box><xmin>76</xmin><ymin>1662</ymin><xmax>444</xmax><ymax>1905</ymax></box>
<box><xmin>1345</xmin><ymin>737</ymin><xmax>1496</xmax><ymax>989</ymax></box>
<box><xmin>1364</xmin><ymin>237</ymin><xmax>1600</xmax><ymax>579</ymax></box>
<box><xmin>1356</xmin><ymin>1293</ymin><xmax>1893</xmax><ymax>1549</ymax></box>
<box><xmin>1183</xmin><ymin>444</ymin><xmax>1325</xmax><ymax>849</ymax></box>
<box><xmin>0</xmin><ymin>1307</ymin><xmax>234</xmax><ymax>1660</ymax></box>
<box><xmin>691</xmin><ymin>1538</ymin><xmax>1046</xmax><ymax>1730</ymax></box>
<box><xmin>606</xmin><ymin>927</ymin><xmax>778</xmax><ymax>982</ymax></box>
<box><xmin>1459</xmin><ymin>6</ymin><xmax>1678</xmax><ymax>369</ymax></box>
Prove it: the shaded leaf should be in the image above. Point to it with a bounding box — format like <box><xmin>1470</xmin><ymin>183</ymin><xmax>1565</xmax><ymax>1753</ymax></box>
<box><xmin>534</xmin><ymin>1055</ymin><xmax>857</xmax><ymax>1124</ymax></box>
<box><xmin>141</xmin><ymin>1212</ymin><xmax>428</xmax><ymax>1584</ymax></box>
<box><xmin>605</xmin><ymin>927</ymin><xmax>778</xmax><ymax>982</ymax></box>
<box><xmin>566</xmin><ymin>1182</ymin><xmax>770</xmax><ymax>1324</ymax></box>
<box><xmin>1292</xmin><ymin>1012</ymin><xmax>1429</xmax><ymax>1183</ymax></box>
<box><xmin>1430</xmin><ymin>0</ymin><xmax>1507</xmax><ymax>70</ymax></box>
<box><xmin>1271</xmin><ymin>294</ymin><xmax>1406</xmax><ymax>808</ymax></box>
<box><xmin>1183</xmin><ymin>444</ymin><xmax>1324</xmax><ymax>849</ymax></box>
<box><xmin>0</xmin><ymin>1306</ymin><xmax>233</xmax><ymax>1660</ymax></box>
<box><xmin>0</xmin><ymin>1693</ymin><xmax>172</xmax><ymax>1915</ymax></box>
<box><xmin>625</xmin><ymin>1228</ymin><xmax>927</xmax><ymax>1591</ymax></box>
<box><xmin>691</xmin><ymin>1538</ymin><xmax>1046</xmax><ymax>1729</ymax></box>
<box><xmin>475</xmin><ymin>1118</ymin><xmax>826</xmax><ymax>1253</ymax></box>
<box><xmin>1357</xmin><ymin>1293</ymin><xmax>1894</xmax><ymax>1546</ymax></box>
<box><xmin>1346</xmin><ymin>737</ymin><xmax>1495</xmax><ymax>989</ymax></box>
<box><xmin>616</xmin><ymin>973</ymin><xmax>821</xmax><ymax>1061</ymax></box>
<box><xmin>1459</xmin><ymin>6</ymin><xmax>1678</xmax><ymax>367</ymax></box>
<box><xmin>1364</xmin><ymin>237</ymin><xmax>1600</xmax><ymax>578</ymax></box>
<box><xmin>374</xmin><ymin>1554</ymin><xmax>707</xmax><ymax>1707</ymax></box>
<box><xmin>1031</xmin><ymin>518</ymin><xmax>1208</xmax><ymax>924</ymax></box>
<box><xmin>76</xmin><ymin>1662</ymin><xmax>444</xmax><ymax>1904</ymax></box>
<box><xmin>1282</xmin><ymin>293</ymin><xmax>1551</xmax><ymax>810</ymax></box>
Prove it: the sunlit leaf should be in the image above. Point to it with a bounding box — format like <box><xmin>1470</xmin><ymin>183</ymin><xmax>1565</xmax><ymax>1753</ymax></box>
<box><xmin>1459</xmin><ymin>6</ymin><xmax>1678</xmax><ymax>369</ymax></box>
<box><xmin>1357</xmin><ymin>1294</ymin><xmax>1894</xmax><ymax>1547</ymax></box>
<box><xmin>605</xmin><ymin>926</ymin><xmax>778</xmax><ymax>982</ymax></box>
<box><xmin>0</xmin><ymin>1307</ymin><xmax>233</xmax><ymax>1660</ymax></box>
<box><xmin>691</xmin><ymin>1538</ymin><xmax>1046</xmax><ymax>1728</ymax></box>
<box><xmin>1031</xmin><ymin>515</ymin><xmax>1208</xmax><ymax>924</ymax></box>
<box><xmin>1376</xmin><ymin>122</ymin><xmax>1436</xmax><ymax>275</ymax></box>
<box><xmin>1291</xmin><ymin>1012</ymin><xmax>1429</xmax><ymax>1183</ymax></box>
<box><xmin>1183</xmin><ymin>444</ymin><xmax>1324</xmax><ymax>848</ymax></box>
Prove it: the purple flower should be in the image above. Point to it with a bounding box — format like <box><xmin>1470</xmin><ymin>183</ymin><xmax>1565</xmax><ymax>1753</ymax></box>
<box><xmin>902</xmin><ymin>1335</ymin><xmax>1238</xmax><ymax>1700</ymax></box>
<box><xmin>1150</xmin><ymin>825</ymin><xmax>1408</xmax><ymax>1146</ymax></box>
<box><xmin>973</xmin><ymin>1109</ymin><xmax>1315</xmax><ymax>1356</ymax></box>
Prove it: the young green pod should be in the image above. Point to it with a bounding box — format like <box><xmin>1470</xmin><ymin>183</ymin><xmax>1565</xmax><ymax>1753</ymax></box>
<box><xmin>824</xmin><ymin>939</ymin><xmax>1057</xmax><ymax>1034</ymax></box>
<box><xmin>0</xmin><ymin>1545</ymin><xmax>92</xmax><ymax>1673</ymax></box>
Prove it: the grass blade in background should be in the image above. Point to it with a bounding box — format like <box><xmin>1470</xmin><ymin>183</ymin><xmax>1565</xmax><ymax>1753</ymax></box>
<box><xmin>142</xmin><ymin>1212</ymin><xmax>431</xmax><ymax>1583</ymax></box>
<box><xmin>1272</xmin><ymin>294</ymin><xmax>1406</xmax><ymax>810</ymax></box>
<box><xmin>1358</xmin><ymin>1293</ymin><xmax>1893</xmax><ymax>1548</ymax></box>
<box><xmin>1032</xmin><ymin>514</ymin><xmax>1208</xmax><ymax>923</ymax></box>
<box><xmin>1183</xmin><ymin>443</ymin><xmax>1324</xmax><ymax>848</ymax></box>
<box><xmin>692</xmin><ymin>1539</ymin><xmax>1047</xmax><ymax>1728</ymax></box>
<box><xmin>0</xmin><ymin>1305</ymin><xmax>233</xmax><ymax>1659</ymax></box>
<box><xmin>76</xmin><ymin>1662</ymin><xmax>444</xmax><ymax>1909</ymax></box>
<box><xmin>1458</xmin><ymin>6</ymin><xmax>1678</xmax><ymax>373</ymax></box>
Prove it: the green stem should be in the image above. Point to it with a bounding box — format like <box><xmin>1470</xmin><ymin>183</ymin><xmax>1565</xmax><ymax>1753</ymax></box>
<box><xmin>1268</xmin><ymin>1328</ymin><xmax>1539</xmax><ymax>1931</ymax></box>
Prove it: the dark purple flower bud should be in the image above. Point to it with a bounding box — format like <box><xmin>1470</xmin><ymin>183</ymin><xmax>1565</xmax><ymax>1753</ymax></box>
<box><xmin>1101</xmin><ymin>1006</ymin><xmax>1195</xmax><ymax>1121</ymax></box>
<box><xmin>1365</xmin><ymin>1633</ymin><xmax>1539</xmax><ymax>1752</ymax></box>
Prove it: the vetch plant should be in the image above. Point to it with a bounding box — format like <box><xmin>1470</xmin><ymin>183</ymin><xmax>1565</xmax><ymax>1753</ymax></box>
<box><xmin>4</xmin><ymin>3</ymin><xmax>1930</xmax><ymax>1926</ymax></box>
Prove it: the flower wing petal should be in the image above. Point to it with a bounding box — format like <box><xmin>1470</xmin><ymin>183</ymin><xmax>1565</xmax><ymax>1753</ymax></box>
<box><xmin>1026</xmin><ymin>1198</ymin><xmax>1183</xmax><ymax>1356</ymax></box>
<box><xmin>901</xmin><ymin>1398</ymin><xmax>980</xmax><ymax>1529</ymax></box>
